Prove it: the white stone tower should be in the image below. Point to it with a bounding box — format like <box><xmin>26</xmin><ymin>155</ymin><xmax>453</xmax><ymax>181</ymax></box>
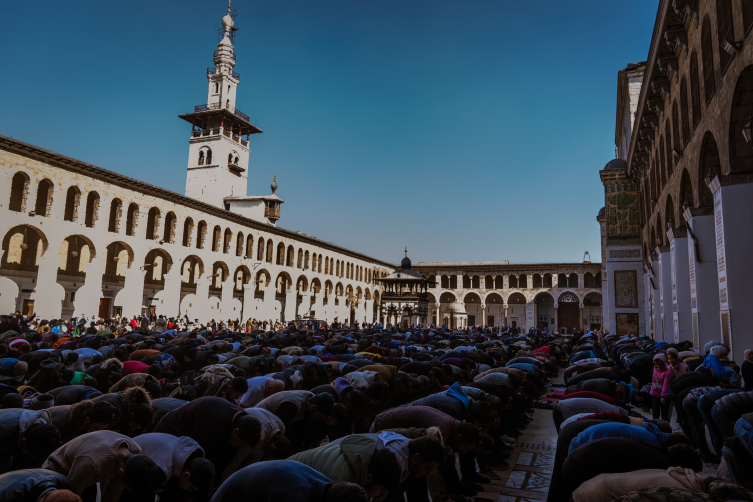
<box><xmin>181</xmin><ymin>1</ymin><xmax>262</xmax><ymax>208</ymax></box>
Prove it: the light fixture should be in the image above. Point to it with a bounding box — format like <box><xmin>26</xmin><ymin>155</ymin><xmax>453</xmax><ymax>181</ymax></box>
<box><xmin>159</xmin><ymin>240</ymin><xmax>165</xmax><ymax>245</ymax></box>
<box><xmin>28</xmin><ymin>211</ymin><xmax>36</xmax><ymax>217</ymax></box>
<box><xmin>723</xmin><ymin>39</ymin><xmax>742</xmax><ymax>54</ymax></box>
<box><xmin>743</xmin><ymin>118</ymin><xmax>753</xmax><ymax>145</ymax></box>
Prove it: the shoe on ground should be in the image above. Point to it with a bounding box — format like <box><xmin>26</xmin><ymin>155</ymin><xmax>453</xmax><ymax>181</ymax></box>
<box><xmin>480</xmin><ymin>467</ymin><xmax>501</xmax><ymax>480</ymax></box>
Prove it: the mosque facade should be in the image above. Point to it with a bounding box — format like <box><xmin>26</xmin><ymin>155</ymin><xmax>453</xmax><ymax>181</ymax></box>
<box><xmin>0</xmin><ymin>4</ymin><xmax>606</xmax><ymax>330</ymax></box>
<box><xmin>599</xmin><ymin>0</ymin><xmax>753</xmax><ymax>362</ymax></box>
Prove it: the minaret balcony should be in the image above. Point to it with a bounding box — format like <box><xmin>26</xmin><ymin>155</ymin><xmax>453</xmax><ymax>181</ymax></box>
<box><xmin>194</xmin><ymin>103</ymin><xmax>249</xmax><ymax>122</ymax></box>
<box><xmin>207</xmin><ymin>67</ymin><xmax>240</xmax><ymax>81</ymax></box>
<box><xmin>213</xmin><ymin>50</ymin><xmax>237</xmax><ymax>62</ymax></box>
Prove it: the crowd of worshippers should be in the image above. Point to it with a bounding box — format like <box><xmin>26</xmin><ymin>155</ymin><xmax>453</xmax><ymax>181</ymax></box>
<box><xmin>0</xmin><ymin>311</ymin><xmax>561</xmax><ymax>502</ymax></box>
<box><xmin>548</xmin><ymin>331</ymin><xmax>753</xmax><ymax>502</ymax></box>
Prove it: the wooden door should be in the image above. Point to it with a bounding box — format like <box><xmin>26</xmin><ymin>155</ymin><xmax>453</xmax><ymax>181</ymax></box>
<box><xmin>98</xmin><ymin>298</ymin><xmax>110</xmax><ymax>318</ymax></box>
<box><xmin>558</xmin><ymin>303</ymin><xmax>580</xmax><ymax>332</ymax></box>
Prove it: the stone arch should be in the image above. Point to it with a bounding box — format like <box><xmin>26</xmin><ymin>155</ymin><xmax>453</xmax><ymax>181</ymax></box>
<box><xmin>364</xmin><ymin>288</ymin><xmax>371</xmax><ymax>300</ymax></box>
<box><xmin>286</xmin><ymin>245</ymin><xmax>294</xmax><ymax>267</ymax></box>
<box><xmin>296</xmin><ymin>275</ymin><xmax>308</xmax><ymax>293</ymax></box>
<box><xmin>297</xmin><ymin>248</ymin><xmax>303</xmax><ymax>269</ymax></box>
<box><xmin>595</xmin><ymin>271</ymin><xmax>602</xmax><ymax>288</ymax></box>
<box><xmin>275</xmin><ymin>271</ymin><xmax>293</xmax><ymax>295</ymax></box>
<box><xmin>223</xmin><ymin>228</ymin><xmax>232</xmax><ymax>254</ymax></box>
<box><xmin>583</xmin><ymin>272</ymin><xmax>595</xmax><ymax>288</ymax></box>
<box><xmin>729</xmin><ymin>65</ymin><xmax>753</xmax><ymax>173</ymax></box>
<box><xmin>471</xmin><ymin>275</ymin><xmax>480</xmax><ymax>288</ymax></box>
<box><xmin>508</xmin><ymin>274</ymin><xmax>518</xmax><ymax>289</ymax></box>
<box><xmin>196</xmin><ymin>220</ymin><xmax>207</xmax><ymax>249</ymax></box>
<box><xmin>335</xmin><ymin>281</ymin><xmax>344</xmax><ymax>297</ymax></box>
<box><xmin>679</xmin><ymin>169</ymin><xmax>693</xmax><ymax>209</ymax></box>
<box><xmin>1</xmin><ymin>224</ymin><xmax>48</xmax><ymax>272</ymax></box>
<box><xmin>143</xmin><ymin>248</ymin><xmax>172</xmax><ymax>283</ymax></box>
<box><xmin>494</xmin><ymin>275</ymin><xmax>504</xmax><ymax>289</ymax></box>
<box><xmin>507</xmin><ymin>292</ymin><xmax>526</xmax><ymax>304</ymax></box>
<box><xmin>519</xmin><ymin>274</ymin><xmax>527</xmax><ymax>288</ymax></box>
<box><xmin>276</xmin><ymin>242</ymin><xmax>285</xmax><ymax>265</ymax></box>
<box><xmin>534</xmin><ymin>291</ymin><xmax>555</xmax><ymax>327</ymax></box>
<box><xmin>34</xmin><ymin>178</ymin><xmax>54</xmax><ymax>217</ymax></box>
<box><xmin>266</xmin><ymin>240</ymin><xmax>274</xmax><ymax>263</ymax></box>
<box><xmin>439</xmin><ymin>291</ymin><xmax>456</xmax><ymax>304</ymax></box>
<box><xmin>126</xmin><ymin>203</ymin><xmax>139</xmax><ymax>236</ymax></box>
<box><xmin>257</xmin><ymin>237</ymin><xmax>265</xmax><ymax>260</ymax></box>
<box><xmin>58</xmin><ymin>234</ymin><xmax>97</xmax><ymax>276</ymax></box>
<box><xmin>255</xmin><ymin>268</ymin><xmax>271</xmax><ymax>297</ymax></box>
<box><xmin>236</xmin><ymin>231</ymin><xmax>244</xmax><ymax>257</ymax></box>
<box><xmin>63</xmin><ymin>185</ymin><xmax>81</xmax><ymax>222</ymax></box>
<box><xmin>463</xmin><ymin>291</ymin><xmax>481</xmax><ymax>303</ymax></box>
<box><xmin>324</xmin><ymin>279</ymin><xmax>334</xmax><ymax>297</ymax></box>
<box><xmin>701</xmin><ymin>15</ymin><xmax>716</xmax><ymax>104</ymax></box>
<box><xmin>311</xmin><ymin>277</ymin><xmax>322</xmax><ymax>295</ymax></box>
<box><xmin>543</xmin><ymin>273</ymin><xmax>553</xmax><ymax>287</ymax></box>
<box><xmin>484</xmin><ymin>292</ymin><xmax>503</xmax><ymax>304</ymax></box>
<box><xmin>163</xmin><ymin>212</ymin><xmax>177</xmax><ymax>243</ymax></box>
<box><xmin>145</xmin><ymin>207</ymin><xmax>160</xmax><ymax>239</ymax></box>
<box><xmin>584</xmin><ymin>291</ymin><xmax>602</xmax><ymax>306</ymax></box>
<box><xmin>346</xmin><ymin>284</ymin><xmax>354</xmax><ymax>297</ymax></box>
<box><xmin>180</xmin><ymin>255</ymin><xmax>204</xmax><ymax>285</ymax></box>
<box><xmin>304</xmin><ymin>250</ymin><xmax>310</xmax><ymax>270</ymax></box>
<box><xmin>568</xmin><ymin>273</ymin><xmax>578</xmax><ymax>288</ymax></box>
<box><xmin>665</xmin><ymin>194</ymin><xmax>676</xmax><ymax>233</ymax></box>
<box><xmin>233</xmin><ymin>265</ymin><xmax>251</xmax><ymax>292</ymax></box>
<box><xmin>699</xmin><ymin>132</ymin><xmax>720</xmax><ymax>208</ymax></box>
<box><xmin>104</xmin><ymin>241</ymin><xmax>134</xmax><ymax>277</ymax></box>
<box><xmin>9</xmin><ymin>171</ymin><xmax>30</xmax><ymax>213</ymax></box>
<box><xmin>84</xmin><ymin>191</ymin><xmax>101</xmax><ymax>229</ymax></box>
<box><xmin>558</xmin><ymin>291</ymin><xmax>579</xmax><ymax>304</ymax></box>
<box><xmin>211</xmin><ymin>226</ymin><xmax>221</xmax><ymax>252</ymax></box>
<box><xmin>532</xmin><ymin>273</ymin><xmax>542</xmax><ymax>288</ymax></box>
<box><xmin>108</xmin><ymin>198</ymin><xmax>122</xmax><ymax>233</ymax></box>
<box><xmin>245</xmin><ymin>234</ymin><xmax>254</xmax><ymax>258</ymax></box>
<box><xmin>210</xmin><ymin>261</ymin><xmax>229</xmax><ymax>289</ymax></box>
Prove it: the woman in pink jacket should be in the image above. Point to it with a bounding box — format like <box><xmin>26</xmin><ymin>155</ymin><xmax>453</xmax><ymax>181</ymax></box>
<box><xmin>650</xmin><ymin>354</ymin><xmax>676</xmax><ymax>420</ymax></box>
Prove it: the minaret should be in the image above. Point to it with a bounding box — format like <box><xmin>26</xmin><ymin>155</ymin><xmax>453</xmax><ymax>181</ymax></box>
<box><xmin>180</xmin><ymin>0</ymin><xmax>263</xmax><ymax>208</ymax></box>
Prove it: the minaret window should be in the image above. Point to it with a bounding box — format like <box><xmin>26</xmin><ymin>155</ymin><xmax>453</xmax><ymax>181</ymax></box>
<box><xmin>234</xmin><ymin>156</ymin><xmax>239</xmax><ymax>165</ymax></box>
<box><xmin>215</xmin><ymin>82</ymin><xmax>219</xmax><ymax>93</ymax></box>
<box><xmin>199</xmin><ymin>151</ymin><xmax>205</xmax><ymax>166</ymax></box>
<box><xmin>206</xmin><ymin>149</ymin><xmax>212</xmax><ymax>164</ymax></box>
<box><xmin>228</xmin><ymin>154</ymin><xmax>233</xmax><ymax>164</ymax></box>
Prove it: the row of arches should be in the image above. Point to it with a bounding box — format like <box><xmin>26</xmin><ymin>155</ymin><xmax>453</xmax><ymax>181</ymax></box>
<box><xmin>430</xmin><ymin>272</ymin><xmax>601</xmax><ymax>290</ymax></box>
<box><xmin>7</xmin><ymin>173</ymin><xmax>382</xmax><ymax>284</ymax></box>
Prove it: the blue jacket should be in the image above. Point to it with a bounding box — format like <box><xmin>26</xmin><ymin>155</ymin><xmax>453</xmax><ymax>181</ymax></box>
<box><xmin>568</xmin><ymin>422</ymin><xmax>669</xmax><ymax>454</ymax></box>
<box><xmin>702</xmin><ymin>354</ymin><xmax>726</xmax><ymax>377</ymax></box>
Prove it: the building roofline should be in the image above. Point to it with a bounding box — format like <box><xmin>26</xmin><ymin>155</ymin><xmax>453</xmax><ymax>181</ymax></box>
<box><xmin>0</xmin><ymin>134</ymin><xmax>395</xmax><ymax>268</ymax></box>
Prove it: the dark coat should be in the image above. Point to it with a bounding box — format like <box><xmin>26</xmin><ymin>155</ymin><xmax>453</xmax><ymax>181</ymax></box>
<box><xmin>47</xmin><ymin>386</ymin><xmax>101</xmax><ymax>406</ymax></box>
<box><xmin>0</xmin><ymin>469</ymin><xmax>74</xmax><ymax>502</ymax></box>
<box><xmin>716</xmin><ymin>390</ymin><xmax>753</xmax><ymax>417</ymax></box>
<box><xmin>373</xmin><ymin>406</ymin><xmax>459</xmax><ymax>443</ymax></box>
<box><xmin>565</xmin><ymin>378</ymin><xmax>617</xmax><ymax>398</ymax></box>
<box><xmin>402</xmin><ymin>394</ymin><xmax>466</xmax><ymax>421</ymax></box>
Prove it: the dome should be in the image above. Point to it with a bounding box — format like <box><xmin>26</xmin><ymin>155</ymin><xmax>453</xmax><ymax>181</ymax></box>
<box><xmin>598</xmin><ymin>206</ymin><xmax>605</xmax><ymax>217</ymax></box>
<box><xmin>401</xmin><ymin>255</ymin><xmax>411</xmax><ymax>270</ymax></box>
<box><xmin>448</xmin><ymin>301</ymin><xmax>467</xmax><ymax>314</ymax></box>
<box><xmin>222</xmin><ymin>14</ymin><xmax>234</xmax><ymax>32</ymax></box>
<box><xmin>604</xmin><ymin>158</ymin><xmax>627</xmax><ymax>171</ymax></box>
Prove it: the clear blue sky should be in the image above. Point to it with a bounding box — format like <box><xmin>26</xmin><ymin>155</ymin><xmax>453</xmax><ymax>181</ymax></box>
<box><xmin>0</xmin><ymin>1</ymin><xmax>657</xmax><ymax>265</ymax></box>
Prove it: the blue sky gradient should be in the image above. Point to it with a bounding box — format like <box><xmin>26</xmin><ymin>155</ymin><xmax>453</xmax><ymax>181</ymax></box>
<box><xmin>0</xmin><ymin>1</ymin><xmax>658</xmax><ymax>265</ymax></box>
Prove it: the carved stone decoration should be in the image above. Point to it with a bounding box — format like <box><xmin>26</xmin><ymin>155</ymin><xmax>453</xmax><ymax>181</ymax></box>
<box><xmin>609</xmin><ymin>249</ymin><xmax>641</xmax><ymax>258</ymax></box>
<box><xmin>651</xmin><ymin>78</ymin><xmax>672</xmax><ymax>99</ymax></box>
<box><xmin>614</xmin><ymin>270</ymin><xmax>639</xmax><ymax>308</ymax></box>
<box><xmin>647</xmin><ymin>96</ymin><xmax>665</xmax><ymax>119</ymax></box>
<box><xmin>664</xmin><ymin>28</ymin><xmax>688</xmax><ymax>58</ymax></box>
<box><xmin>658</xmin><ymin>57</ymin><xmax>679</xmax><ymax>83</ymax></box>
<box><xmin>672</xmin><ymin>0</ymin><xmax>698</xmax><ymax>29</ymax></box>
<box><xmin>643</xmin><ymin>114</ymin><xmax>659</xmax><ymax>133</ymax></box>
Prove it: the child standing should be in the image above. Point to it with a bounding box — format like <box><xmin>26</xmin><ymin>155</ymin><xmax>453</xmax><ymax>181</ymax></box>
<box><xmin>650</xmin><ymin>353</ymin><xmax>676</xmax><ymax>420</ymax></box>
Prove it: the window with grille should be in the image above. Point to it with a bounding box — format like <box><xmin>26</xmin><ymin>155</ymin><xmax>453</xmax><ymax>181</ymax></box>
<box><xmin>701</xmin><ymin>16</ymin><xmax>716</xmax><ymax>104</ymax></box>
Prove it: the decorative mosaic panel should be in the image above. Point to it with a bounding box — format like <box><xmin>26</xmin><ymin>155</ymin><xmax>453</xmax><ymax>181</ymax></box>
<box><xmin>609</xmin><ymin>249</ymin><xmax>641</xmax><ymax>258</ymax></box>
<box><xmin>614</xmin><ymin>270</ymin><xmax>638</xmax><ymax>308</ymax></box>
<box><xmin>606</xmin><ymin>190</ymin><xmax>641</xmax><ymax>242</ymax></box>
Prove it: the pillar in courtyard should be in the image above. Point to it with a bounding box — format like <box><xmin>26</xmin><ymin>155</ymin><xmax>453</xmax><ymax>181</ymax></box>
<box><xmin>194</xmin><ymin>275</ymin><xmax>211</xmax><ymax>321</ymax></box>
<box><xmin>648</xmin><ymin>255</ymin><xmax>661</xmax><ymax>340</ymax></box>
<box><xmin>656</xmin><ymin>246</ymin><xmax>672</xmax><ymax>341</ymax></box>
<box><xmin>707</xmin><ymin>175</ymin><xmax>753</xmax><ymax>361</ymax></box>
<box><xmin>554</xmin><ymin>307</ymin><xmax>558</xmax><ymax>334</ymax></box>
<box><xmin>158</xmin><ymin>269</ymin><xmax>184</xmax><ymax>318</ymax></box>
<box><xmin>481</xmin><ymin>304</ymin><xmax>486</xmax><ymax>328</ymax></box>
<box><xmin>504</xmin><ymin>305</ymin><xmax>508</xmax><ymax>328</ymax></box>
<box><xmin>72</xmin><ymin>255</ymin><xmax>106</xmax><ymax>319</ymax></box>
<box><xmin>284</xmin><ymin>288</ymin><xmax>297</xmax><ymax>322</ymax></box>
<box><xmin>668</xmin><ymin>226</ymin><xmax>692</xmax><ymax>344</ymax></box>
<box><xmin>114</xmin><ymin>268</ymin><xmax>148</xmax><ymax>319</ymax></box>
<box><xmin>683</xmin><ymin>206</ymin><xmax>720</xmax><ymax>351</ymax></box>
<box><xmin>30</xmin><ymin>251</ymin><xmax>66</xmax><ymax>320</ymax></box>
<box><xmin>242</xmin><ymin>283</ymin><xmax>255</xmax><ymax>323</ymax></box>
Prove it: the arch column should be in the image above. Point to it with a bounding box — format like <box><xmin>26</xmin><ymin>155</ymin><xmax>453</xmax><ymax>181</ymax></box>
<box><xmin>242</xmin><ymin>283</ymin><xmax>255</xmax><ymax>322</ymax></box>
<box><xmin>504</xmin><ymin>305</ymin><xmax>508</xmax><ymax>328</ymax></box>
<box><xmin>114</xmin><ymin>268</ymin><xmax>148</xmax><ymax>319</ymax></box>
<box><xmin>158</xmin><ymin>270</ymin><xmax>183</xmax><ymax>318</ymax></box>
<box><xmin>31</xmin><ymin>251</ymin><xmax>66</xmax><ymax>320</ymax></box>
<box><xmin>72</xmin><ymin>256</ymin><xmax>107</xmax><ymax>319</ymax></box>
<box><xmin>284</xmin><ymin>288</ymin><xmax>297</xmax><ymax>323</ymax></box>
<box><xmin>298</xmin><ymin>292</ymin><xmax>312</xmax><ymax>320</ymax></box>
<box><xmin>365</xmin><ymin>299</ymin><xmax>373</xmax><ymax>323</ymax></box>
<box><xmin>481</xmin><ymin>304</ymin><xmax>486</xmax><ymax>328</ymax></box>
<box><xmin>219</xmin><ymin>278</ymin><xmax>236</xmax><ymax>320</ymax></box>
<box><xmin>684</xmin><ymin>207</ymin><xmax>720</xmax><ymax>351</ymax></box>
<box><xmin>554</xmin><ymin>306</ymin><xmax>559</xmax><ymax>334</ymax></box>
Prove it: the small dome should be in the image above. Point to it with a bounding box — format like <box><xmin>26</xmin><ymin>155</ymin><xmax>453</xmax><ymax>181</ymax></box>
<box><xmin>401</xmin><ymin>255</ymin><xmax>411</xmax><ymax>270</ymax></box>
<box><xmin>598</xmin><ymin>206</ymin><xmax>605</xmax><ymax>217</ymax></box>
<box><xmin>448</xmin><ymin>301</ymin><xmax>467</xmax><ymax>314</ymax></box>
<box><xmin>271</xmin><ymin>174</ymin><xmax>277</xmax><ymax>194</ymax></box>
<box><xmin>604</xmin><ymin>158</ymin><xmax>627</xmax><ymax>171</ymax></box>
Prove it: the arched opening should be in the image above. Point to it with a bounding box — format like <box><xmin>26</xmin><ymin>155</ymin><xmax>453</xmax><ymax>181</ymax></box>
<box><xmin>196</xmin><ymin>220</ymin><xmax>207</xmax><ymax>249</ymax></box>
<box><xmin>266</xmin><ymin>240</ymin><xmax>273</xmax><ymax>263</ymax></box>
<box><xmin>464</xmin><ymin>292</ymin><xmax>481</xmax><ymax>326</ymax></box>
<box><xmin>595</xmin><ymin>272</ymin><xmax>602</xmax><ymax>288</ymax></box>
<box><xmin>103</xmin><ymin>242</ymin><xmax>134</xmax><ymax>281</ymax></box>
<box><xmin>233</xmin><ymin>265</ymin><xmax>250</xmax><ymax>297</ymax></box>
<box><xmin>143</xmin><ymin>249</ymin><xmax>172</xmax><ymax>285</ymax></box>
<box><xmin>583</xmin><ymin>272</ymin><xmax>594</xmax><ymax>288</ymax></box>
<box><xmin>471</xmin><ymin>275</ymin><xmax>480</xmax><ymax>288</ymax></box>
<box><xmin>532</xmin><ymin>274</ymin><xmax>542</xmax><ymax>288</ymax></box>
<box><xmin>699</xmin><ymin>132</ymin><xmax>720</xmax><ymax>207</ymax></box>
<box><xmin>449</xmin><ymin>275</ymin><xmax>457</xmax><ymax>289</ymax></box>
<box><xmin>57</xmin><ymin>235</ymin><xmax>96</xmax><ymax>278</ymax></box>
<box><xmin>665</xmin><ymin>194</ymin><xmax>676</xmax><ymax>234</ymax></box>
<box><xmin>245</xmin><ymin>234</ymin><xmax>254</xmax><ymax>258</ymax></box>
<box><xmin>716</xmin><ymin>0</ymin><xmax>734</xmax><ymax>73</ymax></box>
<box><xmin>583</xmin><ymin>292</ymin><xmax>603</xmax><ymax>331</ymax></box>
<box><xmin>311</xmin><ymin>278</ymin><xmax>322</xmax><ymax>302</ymax></box>
<box><xmin>508</xmin><ymin>275</ymin><xmax>518</xmax><ymax>289</ymax></box>
<box><xmin>690</xmin><ymin>51</ymin><xmax>702</xmax><ymax>128</ymax></box>
<box><xmin>729</xmin><ymin>65</ymin><xmax>753</xmax><ymax>173</ymax></box>
<box><xmin>557</xmin><ymin>291</ymin><xmax>580</xmax><ymax>333</ymax></box>
<box><xmin>558</xmin><ymin>273</ymin><xmax>567</xmax><ymax>287</ymax></box>
<box><xmin>276</xmin><ymin>242</ymin><xmax>285</xmax><ymax>265</ymax></box>
<box><xmin>441</xmin><ymin>275</ymin><xmax>449</xmax><ymax>288</ymax></box>
<box><xmin>84</xmin><ymin>192</ymin><xmax>100</xmax><ymax>228</ymax></box>
<box><xmin>9</xmin><ymin>172</ymin><xmax>29</xmax><ymax>213</ymax></box>
<box><xmin>108</xmin><ymin>199</ymin><xmax>122</xmax><ymax>233</ymax></box>
<box><xmin>701</xmin><ymin>16</ymin><xmax>716</xmax><ymax>104</ymax></box>
<box><xmin>126</xmin><ymin>203</ymin><xmax>139</xmax><ymax>236</ymax></box>
<box><xmin>180</xmin><ymin>255</ymin><xmax>204</xmax><ymax>290</ymax></box>
<box><xmin>255</xmin><ymin>269</ymin><xmax>271</xmax><ymax>299</ymax></box>
<box><xmin>462</xmin><ymin>275</ymin><xmax>471</xmax><ymax>288</ymax></box>
<box><xmin>210</xmin><ymin>261</ymin><xmax>229</xmax><ymax>291</ymax></box>
<box><xmin>679</xmin><ymin>169</ymin><xmax>694</xmax><ymax>209</ymax></box>
<box><xmin>34</xmin><ymin>179</ymin><xmax>53</xmax><ymax>217</ymax></box>
<box><xmin>543</xmin><ymin>273</ymin><xmax>553</xmax><ymax>287</ymax></box>
<box><xmin>183</xmin><ymin>218</ymin><xmax>194</xmax><ymax>247</ymax></box>
<box><xmin>519</xmin><ymin>275</ymin><xmax>527</xmax><ymax>289</ymax></box>
<box><xmin>286</xmin><ymin>245</ymin><xmax>294</xmax><ymax>267</ymax></box>
<box><xmin>484</xmin><ymin>275</ymin><xmax>493</xmax><ymax>289</ymax></box>
<box><xmin>236</xmin><ymin>231</ymin><xmax>244</xmax><ymax>257</ymax></box>
<box><xmin>534</xmin><ymin>292</ymin><xmax>554</xmax><ymax>329</ymax></box>
<box><xmin>257</xmin><ymin>238</ymin><xmax>265</xmax><ymax>260</ymax></box>
<box><xmin>63</xmin><ymin>186</ymin><xmax>80</xmax><ymax>222</ymax></box>
<box><xmin>211</xmin><ymin>226</ymin><xmax>221</xmax><ymax>252</ymax></box>
<box><xmin>1</xmin><ymin>225</ymin><xmax>47</xmax><ymax>273</ymax></box>
<box><xmin>145</xmin><ymin>207</ymin><xmax>160</xmax><ymax>240</ymax></box>
<box><xmin>304</xmin><ymin>250</ymin><xmax>310</xmax><ymax>270</ymax></box>
<box><xmin>323</xmin><ymin>280</ymin><xmax>333</xmax><ymax>305</ymax></box>
<box><xmin>568</xmin><ymin>273</ymin><xmax>578</xmax><ymax>288</ymax></box>
<box><xmin>223</xmin><ymin>228</ymin><xmax>232</xmax><ymax>254</ymax></box>
<box><xmin>297</xmin><ymin>249</ymin><xmax>303</xmax><ymax>269</ymax></box>
<box><xmin>163</xmin><ymin>212</ymin><xmax>177</xmax><ymax>244</ymax></box>
<box><xmin>495</xmin><ymin>275</ymin><xmax>503</xmax><ymax>289</ymax></box>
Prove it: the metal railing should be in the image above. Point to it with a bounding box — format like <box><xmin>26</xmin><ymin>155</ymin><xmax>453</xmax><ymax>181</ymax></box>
<box><xmin>206</xmin><ymin>67</ymin><xmax>241</xmax><ymax>81</ymax></box>
<box><xmin>213</xmin><ymin>50</ymin><xmax>237</xmax><ymax>62</ymax></box>
<box><xmin>193</xmin><ymin>102</ymin><xmax>249</xmax><ymax>122</ymax></box>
